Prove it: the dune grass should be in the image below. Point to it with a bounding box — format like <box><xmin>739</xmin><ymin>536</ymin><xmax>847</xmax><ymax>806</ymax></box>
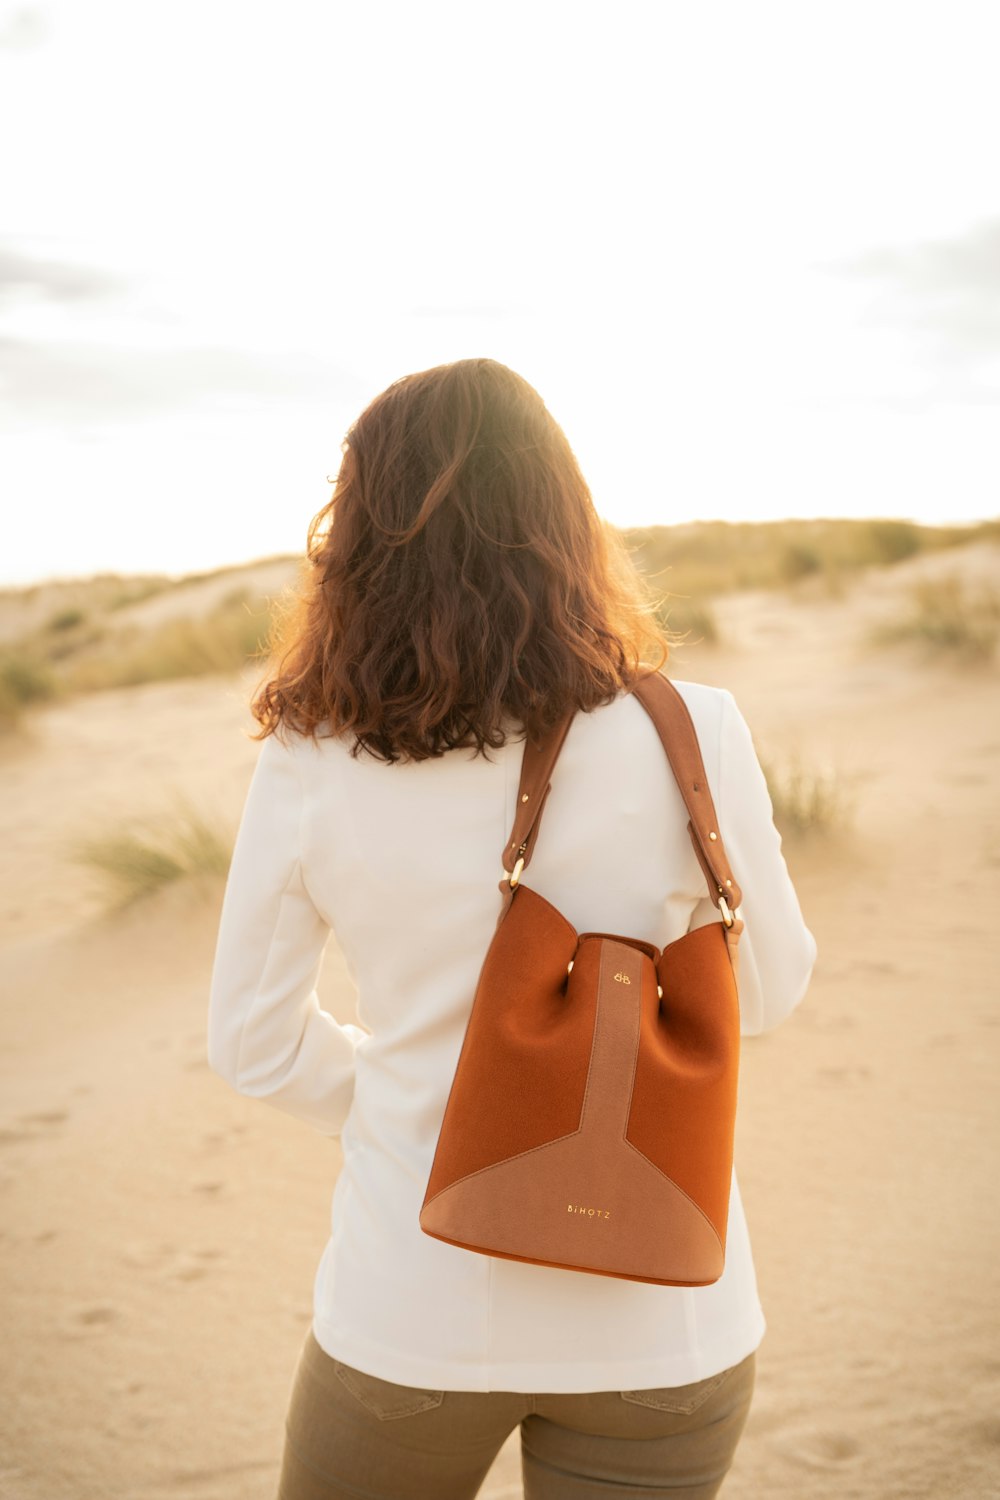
<box><xmin>68</xmin><ymin>794</ymin><xmax>233</xmax><ymax>909</ymax></box>
<box><xmin>654</xmin><ymin>594</ymin><xmax>719</xmax><ymax>647</ymax></box>
<box><xmin>0</xmin><ymin>523</ymin><xmax>994</xmax><ymax>735</ymax></box>
<box><xmin>760</xmin><ymin>751</ymin><xmax>855</xmax><ymax>837</ymax></box>
<box><xmin>61</xmin><ymin>585</ymin><xmax>278</xmax><ymax>693</ymax></box>
<box><xmin>0</xmin><ymin>650</ymin><xmax>62</xmax><ymax>733</ymax></box>
<box><xmin>625</xmin><ymin>516</ymin><xmax>993</xmax><ymax>602</ymax></box>
<box><xmin>867</xmin><ymin>572</ymin><xmax>1000</xmax><ymax>663</ymax></box>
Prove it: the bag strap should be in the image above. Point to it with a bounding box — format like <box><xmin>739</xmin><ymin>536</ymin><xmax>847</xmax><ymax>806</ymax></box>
<box><xmin>499</xmin><ymin>670</ymin><xmax>743</xmax><ymax>932</ymax></box>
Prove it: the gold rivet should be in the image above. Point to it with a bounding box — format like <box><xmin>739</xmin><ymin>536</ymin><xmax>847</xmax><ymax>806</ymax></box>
<box><xmin>657</xmin><ymin>984</ymin><xmax>663</xmax><ymax>999</ymax></box>
<box><xmin>726</xmin><ymin>879</ymin><xmax>732</xmax><ymax>887</ymax></box>
<box><xmin>709</xmin><ymin>831</ymin><xmax>717</xmax><ymax>840</ymax></box>
<box><xmin>567</xmin><ymin>959</ymin><xmax>574</xmax><ymax>974</ymax></box>
<box><xmin>521</xmin><ymin>793</ymin><xmax>529</xmax><ymax>802</ymax></box>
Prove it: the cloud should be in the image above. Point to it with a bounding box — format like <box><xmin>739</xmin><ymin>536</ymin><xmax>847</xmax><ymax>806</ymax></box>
<box><xmin>0</xmin><ymin>4</ymin><xmax>47</xmax><ymax>50</ymax></box>
<box><xmin>0</xmin><ymin>241</ymin><xmax>363</xmax><ymax>427</ymax></box>
<box><xmin>0</xmin><ymin>337</ymin><xmax>362</xmax><ymax>427</ymax></box>
<box><xmin>828</xmin><ymin>218</ymin><xmax>1000</xmax><ymax>360</ymax></box>
<box><xmin>408</xmin><ymin>302</ymin><xmax>533</xmax><ymax>319</ymax></box>
<box><xmin>0</xmin><ymin>247</ymin><xmax>122</xmax><ymax>306</ymax></box>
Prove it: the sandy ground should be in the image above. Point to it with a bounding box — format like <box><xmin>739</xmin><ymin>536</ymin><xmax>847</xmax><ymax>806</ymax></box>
<box><xmin>1</xmin><ymin>542</ymin><xmax>998</xmax><ymax>1500</ymax></box>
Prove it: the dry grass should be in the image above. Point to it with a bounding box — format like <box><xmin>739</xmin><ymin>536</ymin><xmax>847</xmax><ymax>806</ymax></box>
<box><xmin>0</xmin><ymin>650</ymin><xmax>62</xmax><ymax>733</ymax></box>
<box><xmin>867</xmin><ymin>573</ymin><xmax>1000</xmax><ymax>663</ymax></box>
<box><xmin>654</xmin><ymin>594</ymin><xmax>719</xmax><ymax>647</ymax></box>
<box><xmin>625</xmin><ymin>516</ymin><xmax>993</xmax><ymax>602</ymax></box>
<box><xmin>62</xmin><ymin>585</ymin><xmax>277</xmax><ymax>693</ymax></box>
<box><xmin>760</xmin><ymin>751</ymin><xmax>856</xmax><ymax>837</ymax></box>
<box><xmin>67</xmin><ymin>794</ymin><xmax>233</xmax><ymax>910</ymax></box>
<box><xmin>0</xmin><ymin>524</ymin><xmax>994</xmax><ymax>737</ymax></box>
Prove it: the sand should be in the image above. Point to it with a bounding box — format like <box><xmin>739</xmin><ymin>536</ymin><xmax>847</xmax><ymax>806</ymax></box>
<box><xmin>1</xmin><ymin>540</ymin><xmax>998</xmax><ymax>1500</ymax></box>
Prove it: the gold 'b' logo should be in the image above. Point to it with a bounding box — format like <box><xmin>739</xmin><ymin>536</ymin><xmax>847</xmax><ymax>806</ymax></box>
<box><xmin>613</xmin><ymin>971</ymin><xmax>631</xmax><ymax>984</ymax></box>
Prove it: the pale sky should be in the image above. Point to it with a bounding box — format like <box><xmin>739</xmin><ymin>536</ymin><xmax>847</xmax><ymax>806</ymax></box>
<box><xmin>2</xmin><ymin>0</ymin><xmax>999</xmax><ymax>586</ymax></box>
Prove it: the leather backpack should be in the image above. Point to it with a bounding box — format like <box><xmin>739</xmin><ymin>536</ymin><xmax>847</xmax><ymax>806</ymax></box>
<box><xmin>419</xmin><ymin>668</ymin><xmax>745</xmax><ymax>1287</ymax></box>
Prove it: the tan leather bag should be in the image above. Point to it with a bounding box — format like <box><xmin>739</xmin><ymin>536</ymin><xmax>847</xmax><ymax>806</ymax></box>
<box><xmin>419</xmin><ymin>668</ymin><xmax>746</xmax><ymax>1287</ymax></box>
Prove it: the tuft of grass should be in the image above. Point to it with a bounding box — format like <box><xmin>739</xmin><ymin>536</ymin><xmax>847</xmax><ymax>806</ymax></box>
<box><xmin>862</xmin><ymin>518</ymin><xmax>923</xmax><ymax>565</ymax></box>
<box><xmin>61</xmin><ymin>588</ymin><xmax>278</xmax><ymax>692</ymax></box>
<box><xmin>759</xmin><ymin>751</ymin><xmax>855</xmax><ymax>837</ymax></box>
<box><xmin>0</xmin><ymin>650</ymin><xmax>61</xmax><ymax>733</ymax></box>
<box><xmin>106</xmin><ymin>577</ymin><xmax>174</xmax><ymax>611</ymax></box>
<box><xmin>868</xmin><ymin>573</ymin><xmax>1000</xmax><ymax>663</ymax></box>
<box><xmin>68</xmin><ymin>793</ymin><xmax>233</xmax><ymax>909</ymax></box>
<box><xmin>654</xmin><ymin>594</ymin><xmax>719</xmax><ymax>647</ymax></box>
<box><xmin>777</xmin><ymin>542</ymin><xmax>823</xmax><ymax>583</ymax></box>
<box><xmin>47</xmin><ymin>607</ymin><xmax>87</xmax><ymax>632</ymax></box>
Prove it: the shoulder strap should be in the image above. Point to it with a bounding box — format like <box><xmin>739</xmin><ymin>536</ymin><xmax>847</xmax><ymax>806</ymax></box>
<box><xmin>499</xmin><ymin>671</ymin><xmax>743</xmax><ymax>928</ymax></box>
<box><xmin>630</xmin><ymin>671</ymin><xmax>743</xmax><ymax>921</ymax></box>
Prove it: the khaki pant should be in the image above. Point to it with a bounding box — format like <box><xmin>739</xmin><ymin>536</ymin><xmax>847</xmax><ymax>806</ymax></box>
<box><xmin>278</xmin><ymin>1328</ymin><xmax>756</xmax><ymax>1500</ymax></box>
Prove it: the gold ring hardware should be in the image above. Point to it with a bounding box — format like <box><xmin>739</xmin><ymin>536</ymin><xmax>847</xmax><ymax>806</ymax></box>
<box><xmin>509</xmin><ymin>856</ymin><xmax>525</xmax><ymax>889</ymax></box>
<box><xmin>657</xmin><ymin>983</ymin><xmax>663</xmax><ymax>999</ymax></box>
<box><xmin>567</xmin><ymin>959</ymin><xmax>574</xmax><ymax>974</ymax></box>
<box><xmin>718</xmin><ymin>896</ymin><xmax>735</xmax><ymax>928</ymax></box>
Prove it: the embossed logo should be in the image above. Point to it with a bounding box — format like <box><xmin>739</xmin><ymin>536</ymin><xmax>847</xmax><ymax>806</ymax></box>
<box><xmin>613</xmin><ymin>971</ymin><xmax>631</xmax><ymax>985</ymax></box>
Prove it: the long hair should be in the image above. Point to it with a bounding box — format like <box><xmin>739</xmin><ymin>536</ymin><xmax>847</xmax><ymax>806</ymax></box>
<box><xmin>250</xmin><ymin>358</ymin><xmax>672</xmax><ymax>763</ymax></box>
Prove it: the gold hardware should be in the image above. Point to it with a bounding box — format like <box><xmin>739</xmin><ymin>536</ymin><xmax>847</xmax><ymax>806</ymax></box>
<box><xmin>726</xmin><ymin>879</ymin><xmax>732</xmax><ymax>887</ymax></box>
<box><xmin>657</xmin><ymin>983</ymin><xmax>663</xmax><ymax>999</ymax></box>
<box><xmin>718</xmin><ymin>895</ymin><xmax>735</xmax><ymax>928</ymax></box>
<box><xmin>509</xmin><ymin>856</ymin><xmax>525</xmax><ymax>888</ymax></box>
<box><xmin>613</xmin><ymin>971</ymin><xmax>631</xmax><ymax>985</ymax></box>
<box><xmin>567</xmin><ymin>959</ymin><xmax>574</xmax><ymax>974</ymax></box>
<box><xmin>709</xmin><ymin>830</ymin><xmax>718</xmax><ymax>841</ymax></box>
<box><xmin>521</xmin><ymin>793</ymin><xmax>529</xmax><ymax>802</ymax></box>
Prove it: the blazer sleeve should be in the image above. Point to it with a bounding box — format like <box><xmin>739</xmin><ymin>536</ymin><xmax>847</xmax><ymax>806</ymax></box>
<box><xmin>687</xmin><ymin>688</ymin><xmax>818</xmax><ymax>1036</ymax></box>
<box><xmin>206</xmin><ymin>730</ymin><xmax>367</xmax><ymax>1135</ymax></box>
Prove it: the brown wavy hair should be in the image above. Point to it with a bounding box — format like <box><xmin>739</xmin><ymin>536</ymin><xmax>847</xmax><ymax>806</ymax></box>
<box><xmin>250</xmin><ymin>358</ymin><xmax>672</xmax><ymax>763</ymax></box>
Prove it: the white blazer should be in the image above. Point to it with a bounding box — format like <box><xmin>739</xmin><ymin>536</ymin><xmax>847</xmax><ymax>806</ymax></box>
<box><xmin>207</xmin><ymin>678</ymin><xmax>817</xmax><ymax>1393</ymax></box>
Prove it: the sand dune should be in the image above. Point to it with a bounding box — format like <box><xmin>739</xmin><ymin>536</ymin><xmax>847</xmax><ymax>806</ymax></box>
<box><xmin>0</xmin><ymin>541</ymin><xmax>998</xmax><ymax>1499</ymax></box>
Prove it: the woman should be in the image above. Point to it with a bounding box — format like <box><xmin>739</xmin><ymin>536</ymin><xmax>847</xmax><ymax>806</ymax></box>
<box><xmin>207</xmin><ymin>358</ymin><xmax>818</xmax><ymax>1499</ymax></box>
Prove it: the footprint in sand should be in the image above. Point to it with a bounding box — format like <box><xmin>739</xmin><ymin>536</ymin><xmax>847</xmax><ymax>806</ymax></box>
<box><xmin>0</xmin><ymin>1110</ymin><xmax>70</xmax><ymax>1145</ymax></box>
<box><xmin>170</xmin><ymin>1247</ymin><xmax>227</xmax><ymax>1282</ymax></box>
<box><xmin>815</xmin><ymin>1064</ymin><xmax>871</xmax><ymax>1084</ymax></box>
<box><xmin>170</xmin><ymin>1255</ymin><xmax>212</xmax><ymax>1282</ymax></box>
<box><xmin>812</xmin><ymin>1014</ymin><xmax>857</xmax><ymax>1032</ymax></box>
<box><xmin>121</xmin><ymin>1241</ymin><xmax>226</xmax><ymax>1282</ymax></box>
<box><xmin>75</xmin><ymin>1304</ymin><xmax>119</xmax><ymax>1329</ymax></box>
<box><xmin>121</xmin><ymin>1239</ymin><xmax>179</xmax><ymax>1271</ymax></box>
<box><xmin>776</xmin><ymin>1428</ymin><xmax>862</xmax><ymax>1470</ymax></box>
<box><xmin>193</xmin><ymin>1179</ymin><xmax>226</xmax><ymax>1196</ymax></box>
<box><xmin>969</xmin><ymin>1416</ymin><xmax>1000</xmax><ymax>1448</ymax></box>
<box><xmin>200</xmin><ymin>1127</ymin><xmax>248</xmax><ymax>1151</ymax></box>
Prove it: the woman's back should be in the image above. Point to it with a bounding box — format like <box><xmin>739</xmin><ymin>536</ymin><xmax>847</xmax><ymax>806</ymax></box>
<box><xmin>208</xmin><ymin>674</ymin><xmax>817</xmax><ymax>1392</ymax></box>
